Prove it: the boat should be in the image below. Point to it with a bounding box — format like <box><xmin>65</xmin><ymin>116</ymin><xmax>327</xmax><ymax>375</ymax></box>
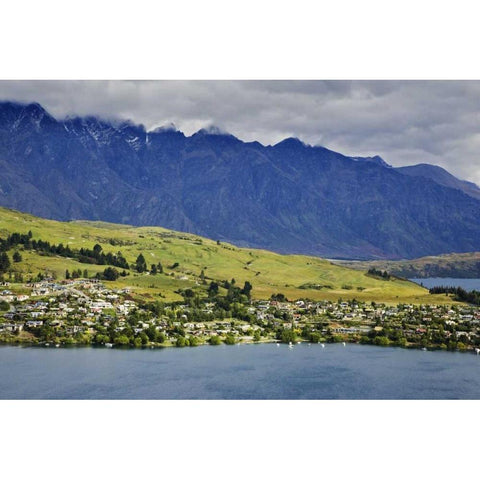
<box><xmin>105</xmin><ymin>343</ymin><xmax>113</xmax><ymax>348</ymax></box>
<box><xmin>55</xmin><ymin>344</ymin><xmax>60</xmax><ymax>348</ymax></box>
<box><xmin>342</xmin><ymin>342</ymin><xmax>346</xmax><ymax>346</ymax></box>
<box><xmin>321</xmin><ymin>343</ymin><xmax>325</xmax><ymax>348</ymax></box>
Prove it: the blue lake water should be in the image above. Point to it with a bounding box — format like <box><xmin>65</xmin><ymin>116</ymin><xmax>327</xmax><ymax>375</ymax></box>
<box><xmin>1</xmin><ymin>343</ymin><xmax>480</xmax><ymax>399</ymax></box>
<box><xmin>410</xmin><ymin>277</ymin><xmax>480</xmax><ymax>291</ymax></box>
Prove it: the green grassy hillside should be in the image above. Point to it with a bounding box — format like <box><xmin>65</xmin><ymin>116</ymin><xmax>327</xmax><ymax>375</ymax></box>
<box><xmin>0</xmin><ymin>206</ymin><xmax>451</xmax><ymax>304</ymax></box>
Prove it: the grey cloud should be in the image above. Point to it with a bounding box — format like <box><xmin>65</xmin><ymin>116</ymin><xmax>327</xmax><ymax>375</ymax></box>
<box><xmin>1</xmin><ymin>80</ymin><xmax>480</xmax><ymax>184</ymax></box>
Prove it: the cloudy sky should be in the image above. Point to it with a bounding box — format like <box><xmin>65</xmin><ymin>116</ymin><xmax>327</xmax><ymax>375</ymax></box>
<box><xmin>1</xmin><ymin>80</ymin><xmax>480</xmax><ymax>184</ymax></box>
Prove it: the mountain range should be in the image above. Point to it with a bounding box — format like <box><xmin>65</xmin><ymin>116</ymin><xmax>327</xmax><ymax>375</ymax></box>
<box><xmin>1</xmin><ymin>100</ymin><xmax>480</xmax><ymax>260</ymax></box>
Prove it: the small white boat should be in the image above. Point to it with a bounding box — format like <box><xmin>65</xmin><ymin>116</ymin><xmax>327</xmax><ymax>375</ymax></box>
<box><xmin>55</xmin><ymin>344</ymin><xmax>60</xmax><ymax>348</ymax></box>
<box><xmin>45</xmin><ymin>343</ymin><xmax>50</xmax><ymax>347</ymax></box>
<box><xmin>297</xmin><ymin>341</ymin><xmax>301</xmax><ymax>345</ymax></box>
<box><xmin>475</xmin><ymin>348</ymin><xmax>480</xmax><ymax>355</ymax></box>
<box><xmin>276</xmin><ymin>343</ymin><xmax>280</xmax><ymax>347</ymax></box>
<box><xmin>422</xmin><ymin>347</ymin><xmax>427</xmax><ymax>351</ymax></box>
<box><xmin>105</xmin><ymin>343</ymin><xmax>113</xmax><ymax>348</ymax></box>
<box><xmin>321</xmin><ymin>343</ymin><xmax>325</xmax><ymax>348</ymax></box>
<box><xmin>342</xmin><ymin>342</ymin><xmax>346</xmax><ymax>346</ymax></box>
<box><xmin>289</xmin><ymin>341</ymin><xmax>292</xmax><ymax>345</ymax></box>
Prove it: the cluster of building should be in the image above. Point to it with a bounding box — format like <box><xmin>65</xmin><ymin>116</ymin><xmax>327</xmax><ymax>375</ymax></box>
<box><xmin>2</xmin><ymin>279</ymin><xmax>480</xmax><ymax>350</ymax></box>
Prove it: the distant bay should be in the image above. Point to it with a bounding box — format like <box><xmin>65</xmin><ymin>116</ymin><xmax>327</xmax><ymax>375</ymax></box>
<box><xmin>410</xmin><ymin>277</ymin><xmax>480</xmax><ymax>291</ymax></box>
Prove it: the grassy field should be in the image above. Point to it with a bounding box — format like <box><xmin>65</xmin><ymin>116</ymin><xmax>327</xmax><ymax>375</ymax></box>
<box><xmin>0</xmin><ymin>206</ymin><xmax>457</xmax><ymax>304</ymax></box>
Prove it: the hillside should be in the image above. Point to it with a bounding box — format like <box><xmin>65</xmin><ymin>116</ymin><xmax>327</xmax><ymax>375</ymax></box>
<box><xmin>334</xmin><ymin>252</ymin><xmax>480</xmax><ymax>279</ymax></box>
<box><xmin>0</xmin><ymin>206</ymin><xmax>448</xmax><ymax>304</ymax></box>
<box><xmin>2</xmin><ymin>101</ymin><xmax>480</xmax><ymax>260</ymax></box>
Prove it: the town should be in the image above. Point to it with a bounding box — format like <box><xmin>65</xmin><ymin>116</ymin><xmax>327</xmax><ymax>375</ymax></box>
<box><xmin>2</xmin><ymin>277</ymin><xmax>480</xmax><ymax>352</ymax></box>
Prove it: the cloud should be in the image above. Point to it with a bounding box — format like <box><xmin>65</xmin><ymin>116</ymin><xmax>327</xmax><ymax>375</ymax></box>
<box><xmin>1</xmin><ymin>80</ymin><xmax>480</xmax><ymax>184</ymax></box>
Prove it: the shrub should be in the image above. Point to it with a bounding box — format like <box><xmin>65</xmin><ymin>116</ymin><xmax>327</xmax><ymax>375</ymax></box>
<box><xmin>209</xmin><ymin>335</ymin><xmax>221</xmax><ymax>345</ymax></box>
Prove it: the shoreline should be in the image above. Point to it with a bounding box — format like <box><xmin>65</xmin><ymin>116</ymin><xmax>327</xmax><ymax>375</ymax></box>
<box><xmin>1</xmin><ymin>337</ymin><xmax>478</xmax><ymax>354</ymax></box>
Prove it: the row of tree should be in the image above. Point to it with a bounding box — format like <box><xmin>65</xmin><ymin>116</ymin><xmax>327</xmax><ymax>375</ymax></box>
<box><xmin>429</xmin><ymin>286</ymin><xmax>480</xmax><ymax>305</ymax></box>
<box><xmin>367</xmin><ymin>268</ymin><xmax>391</xmax><ymax>280</ymax></box>
<box><xmin>0</xmin><ymin>231</ymin><xmax>130</xmax><ymax>269</ymax></box>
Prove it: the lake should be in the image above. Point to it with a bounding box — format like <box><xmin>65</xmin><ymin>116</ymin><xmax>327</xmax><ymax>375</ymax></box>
<box><xmin>410</xmin><ymin>277</ymin><xmax>480</xmax><ymax>290</ymax></box>
<box><xmin>1</xmin><ymin>342</ymin><xmax>480</xmax><ymax>399</ymax></box>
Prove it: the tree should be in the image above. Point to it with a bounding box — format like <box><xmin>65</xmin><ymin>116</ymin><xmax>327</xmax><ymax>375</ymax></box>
<box><xmin>136</xmin><ymin>253</ymin><xmax>147</xmax><ymax>273</ymax></box>
<box><xmin>65</xmin><ymin>269</ymin><xmax>70</xmax><ymax>280</ymax></box>
<box><xmin>176</xmin><ymin>336</ymin><xmax>187</xmax><ymax>347</ymax></box>
<box><xmin>241</xmin><ymin>281</ymin><xmax>252</xmax><ymax>299</ymax></box>
<box><xmin>209</xmin><ymin>335</ymin><xmax>221</xmax><ymax>345</ymax></box>
<box><xmin>182</xmin><ymin>288</ymin><xmax>194</xmax><ymax>298</ymax></box>
<box><xmin>0</xmin><ymin>253</ymin><xmax>11</xmax><ymax>274</ymax></box>
<box><xmin>208</xmin><ymin>281</ymin><xmax>219</xmax><ymax>296</ymax></box>
<box><xmin>253</xmin><ymin>330</ymin><xmax>261</xmax><ymax>342</ymax></box>
<box><xmin>309</xmin><ymin>332</ymin><xmax>321</xmax><ymax>343</ymax></box>
<box><xmin>224</xmin><ymin>334</ymin><xmax>236</xmax><ymax>345</ymax></box>
<box><xmin>95</xmin><ymin>333</ymin><xmax>109</xmax><ymax>344</ymax></box>
<box><xmin>157</xmin><ymin>262</ymin><xmax>163</xmax><ymax>274</ymax></box>
<box><xmin>200</xmin><ymin>269</ymin><xmax>206</xmax><ymax>284</ymax></box>
<box><xmin>280</xmin><ymin>328</ymin><xmax>296</xmax><ymax>344</ymax></box>
<box><xmin>12</xmin><ymin>251</ymin><xmax>22</xmax><ymax>263</ymax></box>
<box><xmin>189</xmin><ymin>336</ymin><xmax>199</xmax><ymax>346</ymax></box>
<box><xmin>102</xmin><ymin>267</ymin><xmax>120</xmax><ymax>281</ymax></box>
<box><xmin>115</xmin><ymin>335</ymin><xmax>130</xmax><ymax>345</ymax></box>
<box><xmin>150</xmin><ymin>264</ymin><xmax>158</xmax><ymax>275</ymax></box>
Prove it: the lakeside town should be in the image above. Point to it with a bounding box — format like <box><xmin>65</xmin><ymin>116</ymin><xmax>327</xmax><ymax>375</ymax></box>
<box><xmin>2</xmin><ymin>277</ymin><xmax>480</xmax><ymax>352</ymax></box>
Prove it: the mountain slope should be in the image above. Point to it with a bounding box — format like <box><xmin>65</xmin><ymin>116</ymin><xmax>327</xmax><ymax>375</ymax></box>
<box><xmin>0</xmin><ymin>205</ymin><xmax>442</xmax><ymax>304</ymax></box>
<box><xmin>396</xmin><ymin>163</ymin><xmax>480</xmax><ymax>201</ymax></box>
<box><xmin>1</xmin><ymin>101</ymin><xmax>480</xmax><ymax>260</ymax></box>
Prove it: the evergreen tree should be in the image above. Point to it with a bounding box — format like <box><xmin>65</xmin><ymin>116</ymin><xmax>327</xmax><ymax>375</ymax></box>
<box><xmin>241</xmin><ymin>281</ymin><xmax>252</xmax><ymax>299</ymax></box>
<box><xmin>0</xmin><ymin>253</ymin><xmax>10</xmax><ymax>274</ymax></box>
<box><xmin>12</xmin><ymin>251</ymin><xmax>22</xmax><ymax>263</ymax></box>
<box><xmin>135</xmin><ymin>253</ymin><xmax>147</xmax><ymax>273</ymax></box>
<box><xmin>102</xmin><ymin>267</ymin><xmax>120</xmax><ymax>281</ymax></box>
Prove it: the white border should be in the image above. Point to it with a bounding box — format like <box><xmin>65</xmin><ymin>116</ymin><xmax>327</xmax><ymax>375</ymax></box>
<box><xmin>1</xmin><ymin>1</ymin><xmax>479</xmax><ymax>478</ymax></box>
